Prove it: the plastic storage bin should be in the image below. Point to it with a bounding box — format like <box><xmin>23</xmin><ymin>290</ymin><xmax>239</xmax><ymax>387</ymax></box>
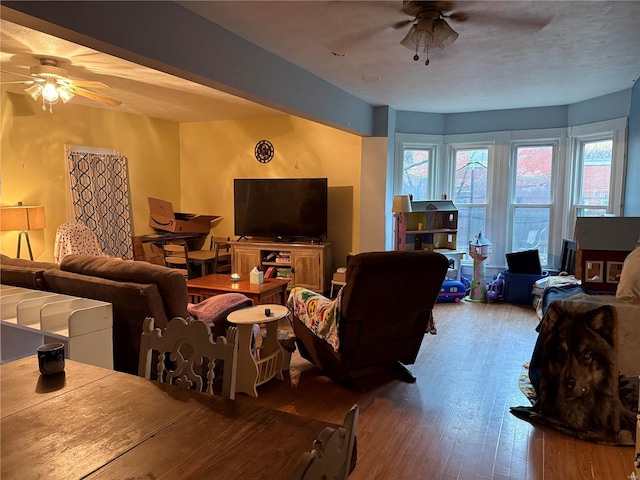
<box><xmin>503</xmin><ymin>270</ymin><xmax>549</xmax><ymax>305</ymax></box>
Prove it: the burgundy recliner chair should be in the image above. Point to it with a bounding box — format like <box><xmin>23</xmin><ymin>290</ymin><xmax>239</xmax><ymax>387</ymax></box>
<box><xmin>290</xmin><ymin>250</ymin><xmax>449</xmax><ymax>383</ymax></box>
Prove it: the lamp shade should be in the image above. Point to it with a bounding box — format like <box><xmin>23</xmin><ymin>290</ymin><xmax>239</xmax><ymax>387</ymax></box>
<box><xmin>0</xmin><ymin>206</ymin><xmax>46</xmax><ymax>231</ymax></box>
<box><xmin>392</xmin><ymin>195</ymin><xmax>412</xmax><ymax>213</ymax></box>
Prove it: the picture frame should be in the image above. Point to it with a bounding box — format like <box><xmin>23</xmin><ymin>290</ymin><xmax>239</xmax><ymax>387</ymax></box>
<box><xmin>606</xmin><ymin>261</ymin><xmax>624</xmax><ymax>284</ymax></box>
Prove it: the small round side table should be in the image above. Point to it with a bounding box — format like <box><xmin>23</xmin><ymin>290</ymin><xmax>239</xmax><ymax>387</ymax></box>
<box><xmin>227</xmin><ymin>304</ymin><xmax>289</xmax><ymax>397</ymax></box>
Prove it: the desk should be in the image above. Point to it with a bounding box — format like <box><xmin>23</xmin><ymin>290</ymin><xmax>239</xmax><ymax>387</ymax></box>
<box><xmin>0</xmin><ymin>357</ymin><xmax>335</xmax><ymax>480</ymax></box>
<box><xmin>227</xmin><ymin>304</ymin><xmax>288</xmax><ymax>397</ymax></box>
<box><xmin>187</xmin><ymin>274</ymin><xmax>289</xmax><ymax>305</ymax></box>
<box><xmin>187</xmin><ymin>249</ymin><xmax>230</xmax><ymax>277</ymax></box>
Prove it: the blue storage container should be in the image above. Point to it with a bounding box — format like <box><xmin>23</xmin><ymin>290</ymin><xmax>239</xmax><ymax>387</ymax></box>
<box><xmin>503</xmin><ymin>270</ymin><xmax>549</xmax><ymax>305</ymax></box>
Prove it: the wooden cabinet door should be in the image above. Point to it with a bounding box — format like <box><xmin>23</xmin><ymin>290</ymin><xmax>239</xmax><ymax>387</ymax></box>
<box><xmin>291</xmin><ymin>250</ymin><xmax>321</xmax><ymax>291</ymax></box>
<box><xmin>232</xmin><ymin>248</ymin><xmax>262</xmax><ymax>276</ymax></box>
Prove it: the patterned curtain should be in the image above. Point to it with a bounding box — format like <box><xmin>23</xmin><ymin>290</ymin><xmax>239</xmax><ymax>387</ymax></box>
<box><xmin>66</xmin><ymin>151</ymin><xmax>133</xmax><ymax>259</ymax></box>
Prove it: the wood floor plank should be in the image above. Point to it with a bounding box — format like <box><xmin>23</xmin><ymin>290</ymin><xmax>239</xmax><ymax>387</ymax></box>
<box><xmin>246</xmin><ymin>300</ymin><xmax>636</xmax><ymax>479</ymax></box>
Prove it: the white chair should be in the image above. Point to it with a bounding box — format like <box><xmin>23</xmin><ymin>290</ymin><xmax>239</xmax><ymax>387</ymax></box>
<box><xmin>292</xmin><ymin>404</ymin><xmax>359</xmax><ymax>480</ymax></box>
<box><xmin>138</xmin><ymin>316</ymin><xmax>238</xmax><ymax>399</ymax></box>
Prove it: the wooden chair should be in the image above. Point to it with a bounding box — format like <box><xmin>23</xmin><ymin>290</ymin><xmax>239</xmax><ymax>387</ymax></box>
<box><xmin>163</xmin><ymin>241</ymin><xmax>190</xmax><ymax>279</ymax></box>
<box><xmin>292</xmin><ymin>404</ymin><xmax>359</xmax><ymax>480</ymax></box>
<box><xmin>211</xmin><ymin>237</ymin><xmax>232</xmax><ymax>274</ymax></box>
<box><xmin>138</xmin><ymin>316</ymin><xmax>238</xmax><ymax>399</ymax></box>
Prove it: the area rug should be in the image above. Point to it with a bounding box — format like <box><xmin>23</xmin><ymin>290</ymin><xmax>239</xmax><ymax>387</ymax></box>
<box><xmin>518</xmin><ymin>362</ymin><xmax>536</xmax><ymax>404</ymax></box>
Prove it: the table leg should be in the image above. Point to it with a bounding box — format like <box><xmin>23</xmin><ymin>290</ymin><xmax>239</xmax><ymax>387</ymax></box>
<box><xmin>234</xmin><ymin>324</ymin><xmax>259</xmax><ymax>397</ymax></box>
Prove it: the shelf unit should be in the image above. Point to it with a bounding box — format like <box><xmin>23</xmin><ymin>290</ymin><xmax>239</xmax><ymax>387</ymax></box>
<box><xmin>394</xmin><ymin>200</ymin><xmax>462</xmax><ymax>280</ymax></box>
<box><xmin>230</xmin><ymin>240</ymin><xmax>333</xmax><ymax>293</ymax></box>
<box><xmin>0</xmin><ymin>285</ymin><xmax>113</xmax><ymax>368</ymax></box>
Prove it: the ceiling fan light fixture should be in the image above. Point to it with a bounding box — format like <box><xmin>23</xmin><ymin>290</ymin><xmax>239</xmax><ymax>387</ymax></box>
<box><xmin>24</xmin><ymin>84</ymin><xmax>43</xmax><ymax>101</ymax></box>
<box><xmin>58</xmin><ymin>87</ymin><xmax>75</xmax><ymax>103</ymax></box>
<box><xmin>401</xmin><ymin>18</ymin><xmax>436</xmax><ymax>52</ymax></box>
<box><xmin>399</xmin><ymin>12</ymin><xmax>459</xmax><ymax>64</ymax></box>
<box><xmin>432</xmin><ymin>18</ymin><xmax>458</xmax><ymax>48</ymax></box>
<box><xmin>41</xmin><ymin>81</ymin><xmax>59</xmax><ymax>103</ymax></box>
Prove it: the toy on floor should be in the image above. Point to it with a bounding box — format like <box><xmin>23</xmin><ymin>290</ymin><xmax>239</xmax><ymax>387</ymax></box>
<box><xmin>486</xmin><ymin>273</ymin><xmax>504</xmax><ymax>303</ymax></box>
<box><xmin>437</xmin><ymin>279</ymin><xmax>467</xmax><ymax>303</ymax></box>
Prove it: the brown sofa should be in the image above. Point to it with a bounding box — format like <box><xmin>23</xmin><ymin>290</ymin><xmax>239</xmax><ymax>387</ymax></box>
<box><xmin>289</xmin><ymin>250</ymin><xmax>449</xmax><ymax>383</ymax></box>
<box><xmin>1</xmin><ymin>254</ymin><xmax>189</xmax><ymax>374</ymax></box>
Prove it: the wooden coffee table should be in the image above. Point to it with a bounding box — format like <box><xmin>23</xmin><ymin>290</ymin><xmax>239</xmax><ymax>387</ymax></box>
<box><xmin>187</xmin><ymin>274</ymin><xmax>289</xmax><ymax>305</ymax></box>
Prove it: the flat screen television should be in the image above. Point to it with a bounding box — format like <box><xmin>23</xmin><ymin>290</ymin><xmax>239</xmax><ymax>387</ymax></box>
<box><xmin>234</xmin><ymin>178</ymin><xmax>328</xmax><ymax>241</ymax></box>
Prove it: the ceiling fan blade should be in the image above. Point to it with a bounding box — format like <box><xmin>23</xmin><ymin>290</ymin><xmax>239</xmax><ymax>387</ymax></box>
<box><xmin>67</xmin><ymin>79</ymin><xmax>112</xmax><ymax>89</ymax></box>
<box><xmin>325</xmin><ymin>22</ymin><xmax>399</xmax><ymax>54</ymax></box>
<box><xmin>0</xmin><ymin>69</ymin><xmax>35</xmax><ymax>80</ymax></box>
<box><xmin>467</xmin><ymin>11</ymin><xmax>551</xmax><ymax>30</ymax></box>
<box><xmin>392</xmin><ymin>19</ymin><xmax>413</xmax><ymax>29</ymax></box>
<box><xmin>0</xmin><ymin>80</ymin><xmax>35</xmax><ymax>85</ymax></box>
<box><xmin>72</xmin><ymin>86</ymin><xmax>122</xmax><ymax>107</ymax></box>
<box><xmin>447</xmin><ymin>12</ymin><xmax>470</xmax><ymax>22</ymax></box>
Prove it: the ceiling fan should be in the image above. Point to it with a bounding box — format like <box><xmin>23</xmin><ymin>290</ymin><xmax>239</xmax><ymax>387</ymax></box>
<box><xmin>1</xmin><ymin>57</ymin><xmax>122</xmax><ymax>112</ymax></box>
<box><xmin>393</xmin><ymin>1</ymin><xmax>470</xmax><ymax>65</ymax></box>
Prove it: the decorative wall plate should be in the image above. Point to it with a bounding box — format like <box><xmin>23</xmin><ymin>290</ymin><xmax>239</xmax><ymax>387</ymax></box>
<box><xmin>255</xmin><ymin>140</ymin><xmax>274</xmax><ymax>163</ymax></box>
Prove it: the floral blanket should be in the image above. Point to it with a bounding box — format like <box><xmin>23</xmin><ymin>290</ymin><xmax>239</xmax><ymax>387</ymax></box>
<box><xmin>287</xmin><ymin>287</ymin><xmax>342</xmax><ymax>352</ymax></box>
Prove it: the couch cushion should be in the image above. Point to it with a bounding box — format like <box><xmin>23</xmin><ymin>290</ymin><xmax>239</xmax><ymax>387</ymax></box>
<box><xmin>42</xmin><ymin>268</ymin><xmax>168</xmax><ymax>374</ymax></box>
<box><xmin>0</xmin><ymin>253</ymin><xmax>58</xmax><ymax>270</ymax></box>
<box><xmin>0</xmin><ymin>254</ymin><xmax>58</xmax><ymax>289</ymax></box>
<box><xmin>60</xmin><ymin>255</ymin><xmax>189</xmax><ymax>319</ymax></box>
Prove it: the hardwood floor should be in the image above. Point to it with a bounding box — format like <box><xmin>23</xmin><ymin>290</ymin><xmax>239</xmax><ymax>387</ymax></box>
<box><xmin>242</xmin><ymin>300</ymin><xmax>636</xmax><ymax>479</ymax></box>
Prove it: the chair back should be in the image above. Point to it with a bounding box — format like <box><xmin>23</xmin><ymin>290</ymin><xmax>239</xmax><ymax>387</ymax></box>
<box><xmin>53</xmin><ymin>222</ymin><xmax>105</xmax><ymax>263</ymax></box>
<box><xmin>211</xmin><ymin>237</ymin><xmax>232</xmax><ymax>274</ymax></box>
<box><xmin>339</xmin><ymin>251</ymin><xmax>449</xmax><ymax>362</ymax></box>
<box><xmin>163</xmin><ymin>241</ymin><xmax>190</xmax><ymax>279</ymax></box>
<box><xmin>292</xmin><ymin>404</ymin><xmax>359</xmax><ymax>480</ymax></box>
<box><xmin>138</xmin><ymin>316</ymin><xmax>238</xmax><ymax>399</ymax></box>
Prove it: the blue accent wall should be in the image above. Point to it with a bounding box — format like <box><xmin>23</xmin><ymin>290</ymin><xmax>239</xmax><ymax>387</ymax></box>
<box><xmin>568</xmin><ymin>90</ymin><xmax>633</xmax><ymax>126</ymax></box>
<box><xmin>395</xmin><ymin>91</ymin><xmax>632</xmax><ymax>136</ymax></box>
<box><xmin>626</xmin><ymin>80</ymin><xmax>640</xmax><ymax>215</ymax></box>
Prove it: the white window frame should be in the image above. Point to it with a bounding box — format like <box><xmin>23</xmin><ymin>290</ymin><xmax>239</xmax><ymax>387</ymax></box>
<box><xmin>394</xmin><ymin>133</ymin><xmax>442</xmax><ymax>199</ymax></box>
<box><xmin>507</xmin><ymin>140</ymin><xmax>560</xmax><ymax>266</ymax></box>
<box><xmin>568</xmin><ymin>118</ymin><xmax>627</xmax><ymax>237</ymax></box>
<box><xmin>391</xmin><ymin>120</ymin><xmax>627</xmax><ymax>271</ymax></box>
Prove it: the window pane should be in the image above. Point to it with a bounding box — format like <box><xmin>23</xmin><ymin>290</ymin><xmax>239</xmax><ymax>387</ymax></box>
<box><xmin>512</xmin><ymin>208</ymin><xmax>549</xmax><ymax>265</ymax></box>
<box><xmin>576</xmin><ymin>207</ymin><xmax>608</xmax><ymax>217</ymax></box>
<box><xmin>402</xmin><ymin>149</ymin><xmax>430</xmax><ymax>201</ymax></box>
<box><xmin>457</xmin><ymin>206</ymin><xmax>486</xmax><ymax>255</ymax></box>
<box><xmin>454</xmin><ymin>149</ymin><xmax>488</xmax><ymax>204</ymax></box>
<box><xmin>580</xmin><ymin>140</ymin><xmax>612</xmax><ymax>207</ymax></box>
<box><xmin>514</xmin><ymin>146</ymin><xmax>552</xmax><ymax>204</ymax></box>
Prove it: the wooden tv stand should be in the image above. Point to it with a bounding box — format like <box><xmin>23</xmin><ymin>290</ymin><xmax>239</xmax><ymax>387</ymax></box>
<box><xmin>229</xmin><ymin>240</ymin><xmax>333</xmax><ymax>294</ymax></box>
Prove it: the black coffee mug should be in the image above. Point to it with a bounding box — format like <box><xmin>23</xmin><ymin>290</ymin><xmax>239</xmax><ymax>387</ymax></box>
<box><xmin>37</xmin><ymin>343</ymin><xmax>65</xmax><ymax>375</ymax></box>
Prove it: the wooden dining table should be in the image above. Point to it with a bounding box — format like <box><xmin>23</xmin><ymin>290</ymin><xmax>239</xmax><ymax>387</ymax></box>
<box><xmin>0</xmin><ymin>356</ymin><xmax>335</xmax><ymax>479</ymax></box>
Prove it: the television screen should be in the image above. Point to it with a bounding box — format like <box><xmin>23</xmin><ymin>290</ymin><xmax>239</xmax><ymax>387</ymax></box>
<box><xmin>234</xmin><ymin>178</ymin><xmax>328</xmax><ymax>240</ymax></box>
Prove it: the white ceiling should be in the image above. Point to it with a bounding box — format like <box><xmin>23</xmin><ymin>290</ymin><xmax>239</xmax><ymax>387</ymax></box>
<box><xmin>2</xmin><ymin>1</ymin><xmax>639</xmax><ymax>123</ymax></box>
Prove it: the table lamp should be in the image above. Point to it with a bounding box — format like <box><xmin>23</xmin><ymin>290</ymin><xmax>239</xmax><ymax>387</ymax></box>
<box><xmin>0</xmin><ymin>204</ymin><xmax>46</xmax><ymax>260</ymax></box>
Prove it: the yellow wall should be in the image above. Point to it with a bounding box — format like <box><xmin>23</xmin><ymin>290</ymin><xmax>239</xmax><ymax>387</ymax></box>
<box><xmin>1</xmin><ymin>93</ymin><xmax>365</xmax><ymax>268</ymax></box>
<box><xmin>180</xmin><ymin>116</ymin><xmax>362</xmax><ymax>268</ymax></box>
<box><xmin>1</xmin><ymin>91</ymin><xmax>181</xmax><ymax>262</ymax></box>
